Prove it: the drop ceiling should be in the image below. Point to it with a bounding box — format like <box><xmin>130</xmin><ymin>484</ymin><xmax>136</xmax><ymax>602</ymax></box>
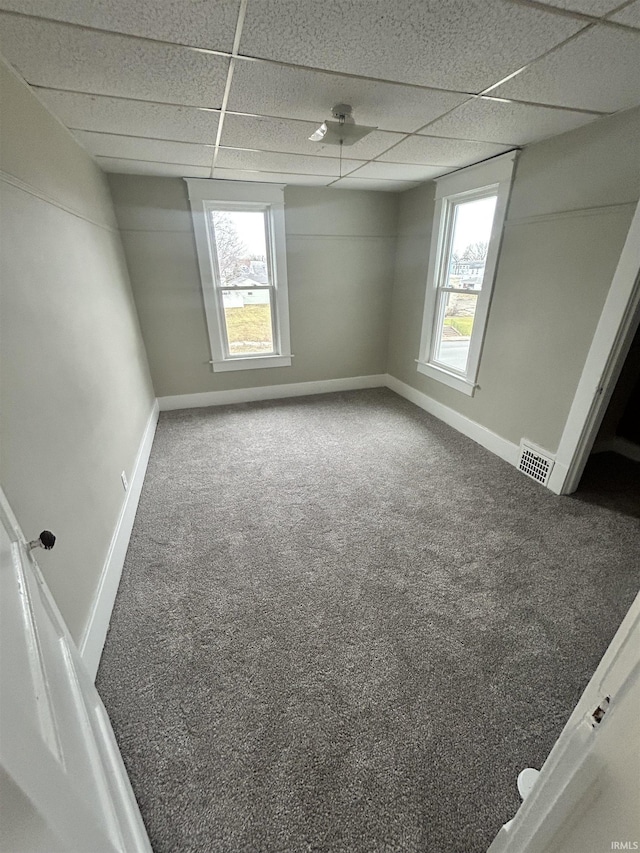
<box><xmin>1</xmin><ymin>0</ymin><xmax>639</xmax><ymax>192</ymax></box>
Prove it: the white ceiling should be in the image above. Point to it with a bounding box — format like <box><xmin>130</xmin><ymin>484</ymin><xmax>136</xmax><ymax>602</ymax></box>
<box><xmin>1</xmin><ymin>0</ymin><xmax>639</xmax><ymax>192</ymax></box>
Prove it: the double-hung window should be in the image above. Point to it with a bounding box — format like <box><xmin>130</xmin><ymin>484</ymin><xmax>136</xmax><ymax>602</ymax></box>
<box><xmin>417</xmin><ymin>152</ymin><xmax>517</xmax><ymax>396</ymax></box>
<box><xmin>186</xmin><ymin>179</ymin><xmax>292</xmax><ymax>372</ymax></box>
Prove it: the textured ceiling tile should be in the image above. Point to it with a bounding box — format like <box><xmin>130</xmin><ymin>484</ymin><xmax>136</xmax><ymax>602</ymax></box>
<box><xmin>213</xmin><ymin>169</ymin><xmax>331</xmax><ymax>186</ymax></box>
<box><xmin>96</xmin><ymin>157</ymin><xmax>211</xmax><ymax>177</ymax></box>
<box><xmin>378</xmin><ymin>135</ymin><xmax>513</xmax><ymax>167</ymax></box>
<box><xmin>533</xmin><ymin>0</ymin><xmax>622</xmax><ymax>14</ymax></box>
<box><xmin>492</xmin><ymin>25</ymin><xmax>640</xmax><ymax>112</ymax></box>
<box><xmin>609</xmin><ymin>0</ymin><xmax>640</xmax><ymax>28</ymax></box>
<box><xmin>221</xmin><ymin>113</ymin><xmax>403</xmax><ymax>160</ymax></box>
<box><xmin>0</xmin><ymin>15</ymin><xmax>229</xmax><ymax>106</ymax></box>
<box><xmin>0</xmin><ymin>0</ymin><xmax>240</xmax><ymax>51</ymax></box>
<box><xmin>216</xmin><ymin>147</ymin><xmax>365</xmax><ymax>176</ymax></box>
<box><xmin>228</xmin><ymin>60</ymin><xmax>470</xmax><ymax>132</ymax></box>
<box><xmin>34</xmin><ymin>90</ymin><xmax>220</xmax><ymax>143</ymax></box>
<box><xmin>330</xmin><ymin>177</ymin><xmax>420</xmax><ymax>192</ymax></box>
<box><xmin>424</xmin><ymin>97</ymin><xmax>599</xmax><ymax>144</ymax></box>
<box><xmin>73</xmin><ymin>131</ymin><xmax>215</xmax><ymax>167</ymax></box>
<box><xmin>349</xmin><ymin>162</ymin><xmax>447</xmax><ymax>180</ymax></box>
<box><xmin>239</xmin><ymin>0</ymin><xmax>585</xmax><ymax>92</ymax></box>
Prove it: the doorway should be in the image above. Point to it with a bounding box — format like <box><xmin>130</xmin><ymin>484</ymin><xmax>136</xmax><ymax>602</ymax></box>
<box><xmin>548</xmin><ymin>201</ymin><xmax>640</xmax><ymax>496</ymax></box>
<box><xmin>575</xmin><ymin>321</ymin><xmax>640</xmax><ymax>517</ymax></box>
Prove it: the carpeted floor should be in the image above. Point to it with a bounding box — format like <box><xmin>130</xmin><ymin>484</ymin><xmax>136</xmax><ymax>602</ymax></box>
<box><xmin>97</xmin><ymin>389</ymin><xmax>640</xmax><ymax>853</ymax></box>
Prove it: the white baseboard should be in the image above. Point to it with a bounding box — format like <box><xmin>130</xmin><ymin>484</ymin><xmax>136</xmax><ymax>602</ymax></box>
<box><xmin>592</xmin><ymin>436</ymin><xmax>640</xmax><ymax>462</ymax></box>
<box><xmin>158</xmin><ymin>374</ymin><xmax>387</xmax><ymax>411</ymax></box>
<box><xmin>384</xmin><ymin>374</ymin><xmax>521</xmax><ymax>468</ymax></box>
<box><xmin>80</xmin><ymin>401</ymin><xmax>159</xmax><ymax>679</ymax></box>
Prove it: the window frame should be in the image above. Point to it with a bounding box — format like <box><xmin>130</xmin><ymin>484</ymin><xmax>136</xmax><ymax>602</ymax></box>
<box><xmin>185</xmin><ymin>179</ymin><xmax>292</xmax><ymax>373</ymax></box>
<box><xmin>416</xmin><ymin>152</ymin><xmax>518</xmax><ymax>396</ymax></box>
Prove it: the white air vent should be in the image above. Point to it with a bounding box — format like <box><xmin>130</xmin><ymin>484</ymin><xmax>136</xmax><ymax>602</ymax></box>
<box><xmin>518</xmin><ymin>441</ymin><xmax>555</xmax><ymax>486</ymax></box>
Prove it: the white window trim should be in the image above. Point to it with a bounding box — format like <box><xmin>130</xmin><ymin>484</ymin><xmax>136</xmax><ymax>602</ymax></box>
<box><xmin>417</xmin><ymin>152</ymin><xmax>518</xmax><ymax>396</ymax></box>
<box><xmin>185</xmin><ymin>179</ymin><xmax>292</xmax><ymax>373</ymax></box>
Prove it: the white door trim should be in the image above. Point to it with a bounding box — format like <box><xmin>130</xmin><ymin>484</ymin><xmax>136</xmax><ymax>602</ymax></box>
<box><xmin>0</xmin><ymin>485</ymin><xmax>152</xmax><ymax>852</ymax></box>
<box><xmin>488</xmin><ymin>590</ymin><xmax>640</xmax><ymax>853</ymax></box>
<box><xmin>548</xmin><ymin>200</ymin><xmax>640</xmax><ymax>494</ymax></box>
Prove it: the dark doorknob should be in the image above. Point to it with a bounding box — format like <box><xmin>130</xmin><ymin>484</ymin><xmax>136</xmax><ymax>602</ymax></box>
<box><xmin>28</xmin><ymin>530</ymin><xmax>56</xmax><ymax>551</ymax></box>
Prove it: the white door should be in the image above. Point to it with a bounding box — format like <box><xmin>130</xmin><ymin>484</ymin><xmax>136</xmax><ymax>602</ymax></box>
<box><xmin>0</xmin><ymin>487</ymin><xmax>151</xmax><ymax>853</ymax></box>
<box><xmin>489</xmin><ymin>589</ymin><xmax>640</xmax><ymax>853</ymax></box>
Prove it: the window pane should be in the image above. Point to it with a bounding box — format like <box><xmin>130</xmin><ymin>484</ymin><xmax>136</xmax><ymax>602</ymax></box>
<box><xmin>434</xmin><ymin>291</ymin><xmax>478</xmax><ymax>372</ymax></box>
<box><xmin>443</xmin><ymin>195</ymin><xmax>497</xmax><ymax>291</ymax></box>
<box><xmin>211</xmin><ymin>210</ymin><xmax>271</xmax><ymax>289</ymax></box>
<box><xmin>222</xmin><ymin>289</ymin><xmax>274</xmax><ymax>355</ymax></box>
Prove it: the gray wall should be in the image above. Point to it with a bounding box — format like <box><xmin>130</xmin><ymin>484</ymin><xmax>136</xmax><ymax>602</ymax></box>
<box><xmin>2</xmin><ymin>56</ymin><xmax>637</xmax><ymax>645</ymax></box>
<box><xmin>107</xmin><ymin>177</ymin><xmax>398</xmax><ymax>397</ymax></box>
<box><xmin>0</xmin><ymin>62</ymin><xmax>155</xmax><ymax>643</ymax></box>
<box><xmin>388</xmin><ymin>107</ymin><xmax>640</xmax><ymax>453</ymax></box>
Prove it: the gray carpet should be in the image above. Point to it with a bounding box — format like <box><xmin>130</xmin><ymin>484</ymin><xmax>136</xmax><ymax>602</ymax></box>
<box><xmin>97</xmin><ymin>389</ymin><xmax>640</xmax><ymax>853</ymax></box>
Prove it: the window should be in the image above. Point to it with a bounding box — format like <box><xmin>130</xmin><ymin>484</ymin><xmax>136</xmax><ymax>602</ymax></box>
<box><xmin>186</xmin><ymin>179</ymin><xmax>292</xmax><ymax>372</ymax></box>
<box><xmin>417</xmin><ymin>152</ymin><xmax>517</xmax><ymax>396</ymax></box>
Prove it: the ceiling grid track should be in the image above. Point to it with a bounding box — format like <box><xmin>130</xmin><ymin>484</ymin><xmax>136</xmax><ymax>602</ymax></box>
<box><xmin>210</xmin><ymin>0</ymin><xmax>249</xmax><ymax>177</ymax></box>
<box><xmin>1</xmin><ymin>0</ymin><xmax>638</xmax><ymax>188</ymax></box>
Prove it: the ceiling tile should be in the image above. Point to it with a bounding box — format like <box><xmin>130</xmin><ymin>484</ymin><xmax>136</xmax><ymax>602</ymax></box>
<box><xmin>609</xmin><ymin>0</ymin><xmax>640</xmax><ymax>28</ymax></box>
<box><xmin>216</xmin><ymin>148</ymin><xmax>365</xmax><ymax>176</ymax></box>
<box><xmin>330</xmin><ymin>177</ymin><xmax>420</xmax><ymax>192</ymax></box>
<box><xmin>239</xmin><ymin>0</ymin><xmax>585</xmax><ymax>93</ymax></box>
<box><xmin>228</xmin><ymin>59</ymin><xmax>470</xmax><ymax>132</ymax></box>
<box><xmin>347</xmin><ymin>162</ymin><xmax>447</xmax><ymax>181</ymax></box>
<box><xmin>73</xmin><ymin>131</ymin><xmax>215</xmax><ymax>167</ymax></box>
<box><xmin>221</xmin><ymin>113</ymin><xmax>403</xmax><ymax>160</ymax></box>
<box><xmin>424</xmin><ymin>97</ymin><xmax>599</xmax><ymax>144</ymax></box>
<box><xmin>96</xmin><ymin>157</ymin><xmax>211</xmax><ymax>177</ymax></box>
<box><xmin>34</xmin><ymin>90</ymin><xmax>220</xmax><ymax>143</ymax></box>
<box><xmin>0</xmin><ymin>14</ymin><xmax>229</xmax><ymax>106</ymax></box>
<box><xmin>0</xmin><ymin>1</ymin><xmax>240</xmax><ymax>52</ymax></box>
<box><xmin>534</xmin><ymin>0</ymin><xmax>622</xmax><ymax>14</ymax></box>
<box><xmin>213</xmin><ymin>169</ymin><xmax>331</xmax><ymax>186</ymax></box>
<box><xmin>378</xmin><ymin>135</ymin><xmax>513</xmax><ymax>167</ymax></box>
<box><xmin>492</xmin><ymin>25</ymin><xmax>640</xmax><ymax>112</ymax></box>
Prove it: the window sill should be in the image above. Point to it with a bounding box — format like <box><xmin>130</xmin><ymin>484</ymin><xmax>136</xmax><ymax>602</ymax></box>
<box><xmin>416</xmin><ymin>360</ymin><xmax>477</xmax><ymax>396</ymax></box>
<box><xmin>210</xmin><ymin>354</ymin><xmax>292</xmax><ymax>373</ymax></box>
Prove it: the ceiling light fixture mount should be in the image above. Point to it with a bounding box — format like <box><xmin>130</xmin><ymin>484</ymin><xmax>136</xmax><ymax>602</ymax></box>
<box><xmin>308</xmin><ymin>104</ymin><xmax>377</xmax><ymax>146</ymax></box>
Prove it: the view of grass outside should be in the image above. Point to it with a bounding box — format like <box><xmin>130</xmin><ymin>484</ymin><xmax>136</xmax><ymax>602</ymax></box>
<box><xmin>433</xmin><ymin>195</ymin><xmax>496</xmax><ymax>371</ymax></box>
<box><xmin>436</xmin><ymin>291</ymin><xmax>478</xmax><ymax>371</ymax></box>
<box><xmin>443</xmin><ymin>316</ymin><xmax>474</xmax><ymax>336</ymax></box>
<box><xmin>209</xmin><ymin>209</ymin><xmax>277</xmax><ymax>356</ymax></box>
<box><xmin>224</xmin><ymin>303</ymin><xmax>273</xmax><ymax>354</ymax></box>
